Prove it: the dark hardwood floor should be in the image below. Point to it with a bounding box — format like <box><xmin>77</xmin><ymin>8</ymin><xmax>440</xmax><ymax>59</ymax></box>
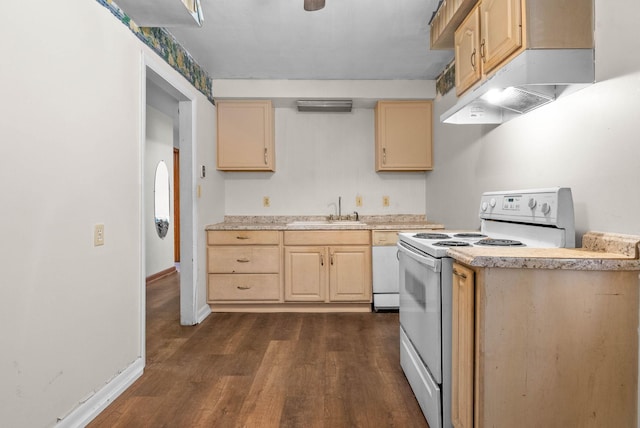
<box><xmin>89</xmin><ymin>273</ymin><xmax>429</xmax><ymax>428</ymax></box>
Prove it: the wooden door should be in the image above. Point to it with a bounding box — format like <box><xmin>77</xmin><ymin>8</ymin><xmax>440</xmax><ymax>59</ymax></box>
<box><xmin>451</xmin><ymin>263</ymin><xmax>475</xmax><ymax>428</ymax></box>
<box><xmin>328</xmin><ymin>246</ymin><xmax>372</xmax><ymax>302</ymax></box>
<box><xmin>284</xmin><ymin>246</ymin><xmax>327</xmax><ymax>302</ymax></box>
<box><xmin>455</xmin><ymin>4</ymin><xmax>482</xmax><ymax>95</ymax></box>
<box><xmin>480</xmin><ymin>0</ymin><xmax>522</xmax><ymax>74</ymax></box>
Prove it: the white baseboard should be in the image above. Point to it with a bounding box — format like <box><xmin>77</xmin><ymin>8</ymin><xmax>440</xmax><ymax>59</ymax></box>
<box><xmin>197</xmin><ymin>303</ymin><xmax>211</xmax><ymax>324</ymax></box>
<box><xmin>56</xmin><ymin>357</ymin><xmax>144</xmax><ymax>428</ymax></box>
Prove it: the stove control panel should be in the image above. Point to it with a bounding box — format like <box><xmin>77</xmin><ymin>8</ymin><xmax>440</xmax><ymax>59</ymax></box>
<box><xmin>479</xmin><ymin>187</ymin><xmax>574</xmax><ymax>229</ymax></box>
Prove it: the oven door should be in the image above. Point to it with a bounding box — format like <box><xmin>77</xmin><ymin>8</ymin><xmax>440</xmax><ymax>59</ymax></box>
<box><xmin>398</xmin><ymin>241</ymin><xmax>443</xmax><ymax>384</ymax></box>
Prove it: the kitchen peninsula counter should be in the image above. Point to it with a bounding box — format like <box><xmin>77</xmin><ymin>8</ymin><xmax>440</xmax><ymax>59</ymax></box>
<box><xmin>205</xmin><ymin>215</ymin><xmax>444</xmax><ymax>231</ymax></box>
<box><xmin>447</xmin><ymin>231</ymin><xmax>640</xmax><ymax>270</ymax></box>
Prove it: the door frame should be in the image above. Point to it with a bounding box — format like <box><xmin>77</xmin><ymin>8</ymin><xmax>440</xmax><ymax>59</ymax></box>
<box><xmin>142</xmin><ymin>53</ymin><xmax>199</xmax><ymax>340</ymax></box>
<box><xmin>173</xmin><ymin>147</ymin><xmax>180</xmax><ymax>263</ymax></box>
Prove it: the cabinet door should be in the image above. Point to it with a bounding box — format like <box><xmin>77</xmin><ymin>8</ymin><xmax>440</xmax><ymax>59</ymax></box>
<box><xmin>451</xmin><ymin>263</ymin><xmax>475</xmax><ymax>428</ymax></box>
<box><xmin>284</xmin><ymin>246</ymin><xmax>327</xmax><ymax>302</ymax></box>
<box><xmin>480</xmin><ymin>0</ymin><xmax>522</xmax><ymax>74</ymax></box>
<box><xmin>375</xmin><ymin>101</ymin><xmax>433</xmax><ymax>171</ymax></box>
<box><xmin>328</xmin><ymin>246</ymin><xmax>372</xmax><ymax>302</ymax></box>
<box><xmin>455</xmin><ymin>4</ymin><xmax>482</xmax><ymax>95</ymax></box>
<box><xmin>216</xmin><ymin>100</ymin><xmax>275</xmax><ymax>171</ymax></box>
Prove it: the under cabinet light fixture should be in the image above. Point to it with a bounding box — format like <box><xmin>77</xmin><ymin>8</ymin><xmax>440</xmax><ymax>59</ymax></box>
<box><xmin>296</xmin><ymin>100</ymin><xmax>352</xmax><ymax>112</ymax></box>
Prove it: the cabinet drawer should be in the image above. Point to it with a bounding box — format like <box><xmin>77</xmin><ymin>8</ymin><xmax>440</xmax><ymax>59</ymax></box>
<box><xmin>207</xmin><ymin>230</ymin><xmax>281</xmax><ymax>245</ymax></box>
<box><xmin>372</xmin><ymin>231</ymin><xmax>399</xmax><ymax>246</ymax></box>
<box><xmin>208</xmin><ymin>246</ymin><xmax>280</xmax><ymax>273</ymax></box>
<box><xmin>208</xmin><ymin>274</ymin><xmax>280</xmax><ymax>301</ymax></box>
<box><xmin>284</xmin><ymin>230</ymin><xmax>370</xmax><ymax>246</ymax></box>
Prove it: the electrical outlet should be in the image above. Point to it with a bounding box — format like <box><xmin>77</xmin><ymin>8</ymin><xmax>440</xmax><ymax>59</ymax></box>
<box><xmin>356</xmin><ymin>196</ymin><xmax>363</xmax><ymax>207</ymax></box>
<box><xmin>263</xmin><ymin>196</ymin><xmax>270</xmax><ymax>207</ymax></box>
<box><xmin>382</xmin><ymin>196</ymin><xmax>390</xmax><ymax>207</ymax></box>
<box><xmin>94</xmin><ymin>224</ymin><xmax>105</xmax><ymax>246</ymax></box>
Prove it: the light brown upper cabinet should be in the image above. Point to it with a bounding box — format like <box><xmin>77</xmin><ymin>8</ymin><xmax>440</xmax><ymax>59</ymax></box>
<box><xmin>430</xmin><ymin>0</ymin><xmax>477</xmax><ymax>50</ymax></box>
<box><xmin>375</xmin><ymin>101</ymin><xmax>433</xmax><ymax>172</ymax></box>
<box><xmin>216</xmin><ymin>100</ymin><xmax>275</xmax><ymax>171</ymax></box>
<box><xmin>454</xmin><ymin>0</ymin><xmax>593</xmax><ymax>96</ymax></box>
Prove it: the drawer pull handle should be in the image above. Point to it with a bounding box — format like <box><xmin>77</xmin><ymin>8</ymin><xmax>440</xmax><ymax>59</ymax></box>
<box><xmin>236</xmin><ymin>236</ymin><xmax>250</xmax><ymax>240</ymax></box>
<box><xmin>320</xmin><ymin>255</ymin><xmax>324</xmax><ymax>266</ymax></box>
<box><xmin>453</xmin><ymin>268</ymin><xmax>467</xmax><ymax>279</ymax></box>
<box><xmin>236</xmin><ymin>258</ymin><xmax>250</xmax><ymax>263</ymax></box>
<box><xmin>330</xmin><ymin>254</ymin><xmax>334</xmax><ymax>265</ymax></box>
<box><xmin>237</xmin><ymin>285</ymin><xmax>251</xmax><ymax>290</ymax></box>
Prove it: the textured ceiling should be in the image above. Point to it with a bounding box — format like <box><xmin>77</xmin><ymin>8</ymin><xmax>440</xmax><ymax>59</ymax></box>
<box><xmin>168</xmin><ymin>0</ymin><xmax>454</xmax><ymax>80</ymax></box>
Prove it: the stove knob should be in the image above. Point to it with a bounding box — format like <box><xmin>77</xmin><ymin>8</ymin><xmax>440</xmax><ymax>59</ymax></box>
<box><xmin>541</xmin><ymin>202</ymin><xmax>551</xmax><ymax>215</ymax></box>
<box><xmin>528</xmin><ymin>198</ymin><xmax>537</xmax><ymax>209</ymax></box>
<box><xmin>489</xmin><ymin>198</ymin><xmax>496</xmax><ymax>208</ymax></box>
<box><xmin>481</xmin><ymin>202</ymin><xmax>488</xmax><ymax>212</ymax></box>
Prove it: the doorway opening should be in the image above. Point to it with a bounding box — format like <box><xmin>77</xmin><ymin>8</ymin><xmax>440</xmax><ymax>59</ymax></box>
<box><xmin>142</xmin><ymin>54</ymin><xmax>200</xmax><ymax>364</ymax></box>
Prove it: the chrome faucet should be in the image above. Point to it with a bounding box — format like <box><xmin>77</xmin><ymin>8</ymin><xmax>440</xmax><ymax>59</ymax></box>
<box><xmin>338</xmin><ymin>196</ymin><xmax>342</xmax><ymax>218</ymax></box>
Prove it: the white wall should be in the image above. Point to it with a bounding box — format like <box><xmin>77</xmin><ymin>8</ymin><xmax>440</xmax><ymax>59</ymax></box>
<box><xmin>427</xmin><ymin>0</ymin><xmax>640</xmax><ymax>242</ymax></box>
<box><xmin>145</xmin><ymin>106</ymin><xmax>175</xmax><ymax>276</ymax></box>
<box><xmin>224</xmin><ymin>108</ymin><xmax>427</xmax><ymax>216</ymax></box>
<box><xmin>0</xmin><ymin>0</ymin><xmax>222</xmax><ymax>426</ymax></box>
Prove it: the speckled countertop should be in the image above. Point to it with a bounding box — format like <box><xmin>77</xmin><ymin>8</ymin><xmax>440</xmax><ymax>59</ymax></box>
<box><xmin>205</xmin><ymin>215</ymin><xmax>444</xmax><ymax>231</ymax></box>
<box><xmin>447</xmin><ymin>231</ymin><xmax>640</xmax><ymax>271</ymax></box>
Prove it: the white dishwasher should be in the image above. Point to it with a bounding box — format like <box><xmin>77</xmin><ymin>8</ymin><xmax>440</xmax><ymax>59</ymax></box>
<box><xmin>371</xmin><ymin>231</ymin><xmax>402</xmax><ymax>311</ymax></box>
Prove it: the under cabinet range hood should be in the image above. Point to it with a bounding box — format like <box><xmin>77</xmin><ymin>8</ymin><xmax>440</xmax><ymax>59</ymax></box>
<box><xmin>296</xmin><ymin>100</ymin><xmax>353</xmax><ymax>112</ymax></box>
<box><xmin>441</xmin><ymin>49</ymin><xmax>595</xmax><ymax>125</ymax></box>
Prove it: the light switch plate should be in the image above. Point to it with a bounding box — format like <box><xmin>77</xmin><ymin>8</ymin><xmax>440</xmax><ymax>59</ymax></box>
<box><xmin>382</xmin><ymin>196</ymin><xmax>390</xmax><ymax>207</ymax></box>
<box><xmin>356</xmin><ymin>196</ymin><xmax>363</xmax><ymax>207</ymax></box>
<box><xmin>263</xmin><ymin>196</ymin><xmax>270</xmax><ymax>207</ymax></box>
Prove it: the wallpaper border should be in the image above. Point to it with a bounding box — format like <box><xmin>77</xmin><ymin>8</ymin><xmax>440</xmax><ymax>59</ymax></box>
<box><xmin>96</xmin><ymin>0</ymin><xmax>214</xmax><ymax>103</ymax></box>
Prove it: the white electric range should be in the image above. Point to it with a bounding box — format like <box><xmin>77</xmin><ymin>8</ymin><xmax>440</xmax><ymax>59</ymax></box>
<box><xmin>397</xmin><ymin>187</ymin><xmax>575</xmax><ymax>428</ymax></box>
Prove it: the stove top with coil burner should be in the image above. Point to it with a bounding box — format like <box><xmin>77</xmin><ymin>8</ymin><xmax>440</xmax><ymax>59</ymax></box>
<box><xmin>433</xmin><ymin>241</ymin><xmax>472</xmax><ymax>247</ymax></box>
<box><xmin>413</xmin><ymin>232</ymin><xmax>451</xmax><ymax>240</ymax></box>
<box><xmin>475</xmin><ymin>238</ymin><xmax>524</xmax><ymax>247</ymax></box>
<box><xmin>399</xmin><ymin>230</ymin><xmax>489</xmax><ymax>257</ymax></box>
<box><xmin>400</xmin><ymin>187</ymin><xmax>575</xmax><ymax>258</ymax></box>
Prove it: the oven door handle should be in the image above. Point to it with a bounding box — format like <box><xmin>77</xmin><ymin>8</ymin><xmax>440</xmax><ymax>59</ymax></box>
<box><xmin>398</xmin><ymin>242</ymin><xmax>441</xmax><ymax>273</ymax></box>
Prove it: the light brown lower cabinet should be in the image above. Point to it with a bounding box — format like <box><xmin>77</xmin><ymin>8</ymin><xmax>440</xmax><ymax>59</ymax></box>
<box><xmin>451</xmin><ymin>262</ymin><xmax>639</xmax><ymax>428</ymax></box>
<box><xmin>207</xmin><ymin>229</ymin><xmax>372</xmax><ymax>311</ymax></box>
<box><xmin>207</xmin><ymin>230</ymin><xmax>282</xmax><ymax>303</ymax></box>
<box><xmin>284</xmin><ymin>231</ymin><xmax>372</xmax><ymax>303</ymax></box>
